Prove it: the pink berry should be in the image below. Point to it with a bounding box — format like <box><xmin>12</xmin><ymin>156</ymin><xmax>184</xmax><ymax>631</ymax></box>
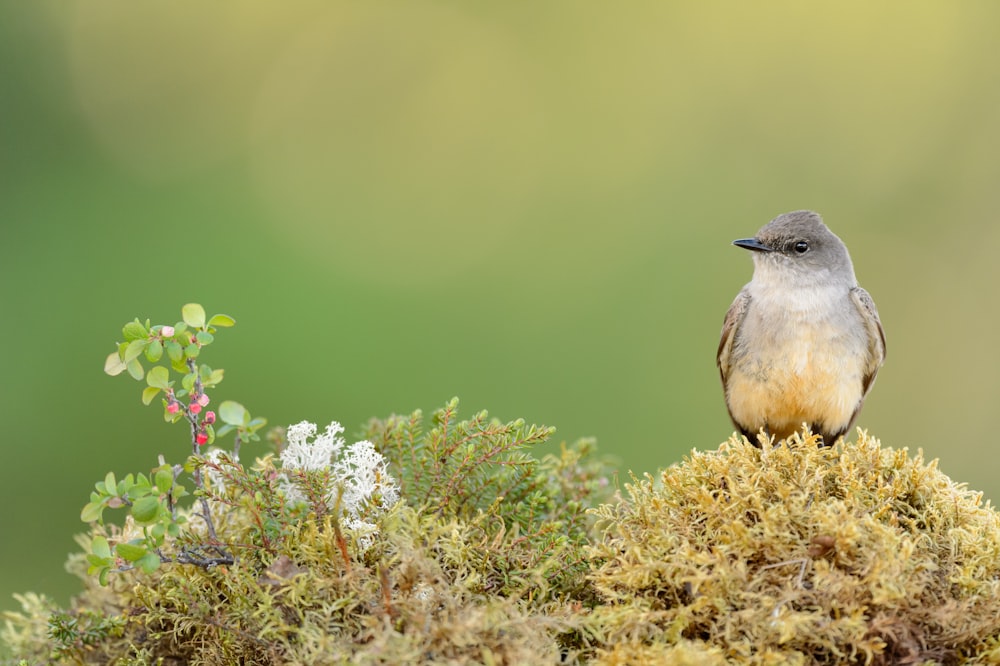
<box><xmin>197</xmin><ymin>393</ymin><xmax>210</xmax><ymax>407</ymax></box>
<box><xmin>166</xmin><ymin>401</ymin><xmax>180</xmax><ymax>414</ymax></box>
<box><xmin>161</xmin><ymin>325</ymin><xmax>175</xmax><ymax>337</ymax></box>
<box><xmin>190</xmin><ymin>403</ymin><xmax>202</xmax><ymax>415</ymax></box>
<box><xmin>204</xmin><ymin>411</ymin><xmax>217</xmax><ymax>425</ymax></box>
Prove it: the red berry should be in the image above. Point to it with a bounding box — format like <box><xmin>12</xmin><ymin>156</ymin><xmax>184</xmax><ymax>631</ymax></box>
<box><xmin>195</xmin><ymin>432</ymin><xmax>209</xmax><ymax>446</ymax></box>
<box><xmin>190</xmin><ymin>403</ymin><xmax>203</xmax><ymax>415</ymax></box>
<box><xmin>166</xmin><ymin>401</ymin><xmax>180</xmax><ymax>414</ymax></box>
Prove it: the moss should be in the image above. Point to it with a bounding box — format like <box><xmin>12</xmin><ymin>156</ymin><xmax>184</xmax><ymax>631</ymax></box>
<box><xmin>587</xmin><ymin>431</ymin><xmax>1000</xmax><ymax>665</ymax></box>
<box><xmin>6</xmin><ymin>419</ymin><xmax>1000</xmax><ymax>665</ymax></box>
<box><xmin>2</xmin><ymin>402</ymin><xmax>614</xmax><ymax>664</ymax></box>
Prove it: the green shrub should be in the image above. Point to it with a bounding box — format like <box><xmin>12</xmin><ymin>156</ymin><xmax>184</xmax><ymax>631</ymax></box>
<box><xmin>6</xmin><ymin>305</ymin><xmax>1000</xmax><ymax>665</ymax></box>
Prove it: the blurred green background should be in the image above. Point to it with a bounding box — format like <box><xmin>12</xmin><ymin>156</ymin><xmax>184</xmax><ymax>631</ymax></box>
<box><xmin>3</xmin><ymin>2</ymin><xmax>1000</xmax><ymax>612</ymax></box>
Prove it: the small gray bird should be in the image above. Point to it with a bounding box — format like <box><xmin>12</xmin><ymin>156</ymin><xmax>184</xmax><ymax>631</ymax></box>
<box><xmin>717</xmin><ymin>210</ymin><xmax>886</xmax><ymax>445</ymax></box>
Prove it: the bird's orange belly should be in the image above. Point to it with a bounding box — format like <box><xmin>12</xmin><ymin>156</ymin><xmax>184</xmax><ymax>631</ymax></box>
<box><xmin>725</xmin><ymin>349</ymin><xmax>861</xmax><ymax>440</ymax></box>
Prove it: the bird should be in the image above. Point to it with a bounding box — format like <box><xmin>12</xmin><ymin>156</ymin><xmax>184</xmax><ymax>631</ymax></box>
<box><xmin>717</xmin><ymin>210</ymin><xmax>886</xmax><ymax>446</ymax></box>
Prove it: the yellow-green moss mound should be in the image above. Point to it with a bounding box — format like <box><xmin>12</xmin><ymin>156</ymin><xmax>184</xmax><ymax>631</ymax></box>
<box><xmin>7</xmin><ymin>427</ymin><xmax>1000</xmax><ymax>665</ymax></box>
<box><xmin>587</xmin><ymin>431</ymin><xmax>1000</xmax><ymax>665</ymax></box>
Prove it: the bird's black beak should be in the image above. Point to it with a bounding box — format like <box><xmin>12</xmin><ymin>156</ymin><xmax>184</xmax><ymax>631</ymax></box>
<box><xmin>732</xmin><ymin>238</ymin><xmax>775</xmax><ymax>253</ymax></box>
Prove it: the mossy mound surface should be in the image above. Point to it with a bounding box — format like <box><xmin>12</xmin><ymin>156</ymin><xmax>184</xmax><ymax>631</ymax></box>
<box><xmin>2</xmin><ymin>403</ymin><xmax>613</xmax><ymax>665</ymax></box>
<box><xmin>6</xmin><ymin>425</ymin><xmax>1000</xmax><ymax>665</ymax></box>
<box><xmin>587</xmin><ymin>432</ymin><xmax>1000</xmax><ymax>665</ymax></box>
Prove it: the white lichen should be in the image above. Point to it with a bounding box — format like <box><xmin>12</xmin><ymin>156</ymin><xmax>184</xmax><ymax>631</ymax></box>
<box><xmin>281</xmin><ymin>421</ymin><xmax>345</xmax><ymax>472</ymax></box>
<box><xmin>278</xmin><ymin>420</ymin><xmax>399</xmax><ymax>547</ymax></box>
<box><xmin>202</xmin><ymin>448</ymin><xmax>229</xmax><ymax>492</ymax></box>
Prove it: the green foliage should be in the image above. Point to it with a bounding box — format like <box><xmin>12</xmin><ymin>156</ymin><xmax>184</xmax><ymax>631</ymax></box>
<box><xmin>364</xmin><ymin>400</ymin><xmax>611</xmax><ymax>597</ymax></box>
<box><xmin>79</xmin><ymin>464</ymin><xmax>188</xmax><ymax>584</ymax></box>
<box><xmin>3</xmin><ymin>399</ymin><xmax>614</xmax><ymax>664</ymax></box>
<box><xmin>103</xmin><ymin>304</ymin><xmax>236</xmax><ymax>415</ymax></box>
<box><xmin>214</xmin><ymin>400</ymin><xmax>267</xmax><ymax>444</ymax></box>
<box><xmin>35</xmin><ymin>298</ymin><xmax>616</xmax><ymax>664</ymax></box>
<box><xmin>22</xmin><ymin>414</ymin><xmax>1000</xmax><ymax>664</ymax></box>
<box><xmin>47</xmin><ymin>607</ymin><xmax>126</xmax><ymax>660</ymax></box>
<box><xmin>364</xmin><ymin>398</ymin><xmax>552</xmax><ymax>514</ymax></box>
<box><xmin>11</xmin><ymin>303</ymin><xmax>1000</xmax><ymax>664</ymax></box>
<box><xmin>86</xmin><ymin>305</ymin><xmax>265</xmax><ymax>588</ymax></box>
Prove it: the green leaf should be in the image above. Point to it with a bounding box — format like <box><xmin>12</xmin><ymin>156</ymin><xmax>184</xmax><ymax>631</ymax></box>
<box><xmin>80</xmin><ymin>501</ymin><xmax>105</xmax><ymax>523</ymax></box>
<box><xmin>182</xmin><ymin>303</ymin><xmax>206</xmax><ymax>328</ymax></box>
<box><xmin>195</xmin><ymin>331</ymin><xmax>214</xmax><ymax>346</ymax></box>
<box><xmin>219</xmin><ymin>401</ymin><xmax>248</xmax><ymax>426</ymax></box>
<box><xmin>165</xmin><ymin>340</ymin><xmax>183</xmax><ymax>362</ymax></box>
<box><xmin>142</xmin><ymin>386</ymin><xmax>161</xmax><ymax>406</ymax></box>
<box><xmin>154</xmin><ymin>467</ymin><xmax>174</xmax><ymax>494</ymax></box>
<box><xmin>91</xmin><ymin>536</ymin><xmax>111</xmax><ymax>559</ymax></box>
<box><xmin>145</xmin><ymin>339</ymin><xmax>163</xmax><ymax>362</ymax></box>
<box><xmin>137</xmin><ymin>552</ymin><xmax>161</xmax><ymax>574</ymax></box>
<box><xmin>184</xmin><ymin>343</ymin><xmax>200</xmax><ymax>359</ymax></box>
<box><xmin>208</xmin><ymin>313</ymin><xmax>236</xmax><ymax>327</ymax></box>
<box><xmin>122</xmin><ymin>320</ymin><xmax>148</xmax><ymax>341</ymax></box>
<box><xmin>105</xmin><ymin>472</ymin><xmax>117</xmax><ymax>493</ymax></box>
<box><xmin>126</xmin><ymin>358</ymin><xmax>144</xmax><ymax>381</ymax></box>
<box><xmin>115</xmin><ymin>542</ymin><xmax>147</xmax><ymax>562</ymax></box>
<box><xmin>146</xmin><ymin>365</ymin><xmax>170</xmax><ymax>389</ymax></box>
<box><xmin>104</xmin><ymin>352</ymin><xmax>128</xmax><ymax>376</ymax></box>
<box><xmin>206</xmin><ymin>368</ymin><xmax>225</xmax><ymax>386</ymax></box>
<box><xmin>131</xmin><ymin>496</ymin><xmax>161</xmax><ymax>524</ymax></box>
<box><xmin>123</xmin><ymin>339</ymin><xmax>149</xmax><ymax>363</ymax></box>
<box><xmin>99</xmin><ymin>568</ymin><xmax>110</xmax><ymax>586</ymax></box>
<box><xmin>199</xmin><ymin>364</ymin><xmax>212</xmax><ymax>379</ymax></box>
<box><xmin>86</xmin><ymin>553</ymin><xmax>109</xmax><ymax>568</ymax></box>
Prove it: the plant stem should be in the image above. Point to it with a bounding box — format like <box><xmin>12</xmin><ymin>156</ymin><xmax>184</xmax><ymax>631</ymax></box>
<box><xmin>186</xmin><ymin>357</ymin><xmax>221</xmax><ymax>545</ymax></box>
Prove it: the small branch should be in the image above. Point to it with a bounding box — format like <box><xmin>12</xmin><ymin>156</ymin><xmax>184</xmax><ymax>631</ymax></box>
<box><xmin>331</xmin><ymin>518</ymin><xmax>352</xmax><ymax>574</ymax></box>
<box><xmin>379</xmin><ymin>565</ymin><xmax>395</xmax><ymax>619</ymax></box>
<box><xmin>173</xmin><ymin>550</ymin><xmax>236</xmax><ymax>568</ymax></box>
<box><xmin>184</xmin><ymin>357</ymin><xmax>223</xmax><ymax>548</ymax></box>
<box><xmin>158</xmin><ymin>544</ymin><xmax>235</xmax><ymax>568</ymax></box>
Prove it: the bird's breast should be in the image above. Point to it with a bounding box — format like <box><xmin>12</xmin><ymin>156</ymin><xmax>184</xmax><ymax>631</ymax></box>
<box><xmin>726</xmin><ymin>284</ymin><xmax>868</xmax><ymax>435</ymax></box>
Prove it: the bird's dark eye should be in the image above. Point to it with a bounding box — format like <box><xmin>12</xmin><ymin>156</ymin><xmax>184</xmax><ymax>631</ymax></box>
<box><xmin>793</xmin><ymin>241</ymin><xmax>809</xmax><ymax>254</ymax></box>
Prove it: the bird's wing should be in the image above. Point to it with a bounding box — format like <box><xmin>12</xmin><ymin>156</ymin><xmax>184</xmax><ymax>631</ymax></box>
<box><xmin>850</xmin><ymin>286</ymin><xmax>886</xmax><ymax>397</ymax></box>
<box><xmin>717</xmin><ymin>286</ymin><xmax>751</xmax><ymax>385</ymax></box>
